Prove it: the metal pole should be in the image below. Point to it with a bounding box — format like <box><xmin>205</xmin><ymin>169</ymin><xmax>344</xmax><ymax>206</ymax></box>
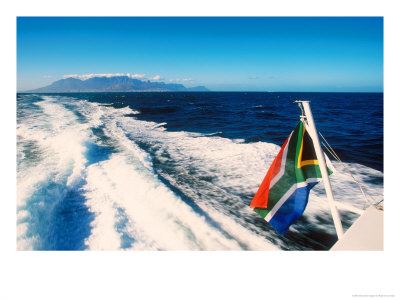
<box><xmin>300</xmin><ymin>101</ymin><xmax>344</xmax><ymax>239</ymax></box>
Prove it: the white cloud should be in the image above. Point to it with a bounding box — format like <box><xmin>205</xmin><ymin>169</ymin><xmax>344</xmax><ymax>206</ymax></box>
<box><xmin>127</xmin><ymin>73</ymin><xmax>146</xmax><ymax>79</ymax></box>
<box><xmin>149</xmin><ymin>75</ymin><xmax>163</xmax><ymax>81</ymax></box>
<box><xmin>168</xmin><ymin>78</ymin><xmax>194</xmax><ymax>83</ymax></box>
<box><xmin>61</xmin><ymin>73</ymin><xmax>182</xmax><ymax>83</ymax></box>
<box><xmin>63</xmin><ymin>73</ymin><xmax>147</xmax><ymax>80</ymax></box>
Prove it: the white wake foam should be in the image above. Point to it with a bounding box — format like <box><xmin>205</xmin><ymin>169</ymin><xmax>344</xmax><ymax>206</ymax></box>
<box><xmin>78</xmin><ymin>100</ymin><xmax>277</xmax><ymax>250</ymax></box>
<box><xmin>17</xmin><ymin>96</ymin><xmax>91</xmax><ymax>249</ymax></box>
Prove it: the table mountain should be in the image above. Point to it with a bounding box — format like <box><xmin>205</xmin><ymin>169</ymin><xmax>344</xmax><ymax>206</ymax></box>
<box><xmin>25</xmin><ymin>76</ymin><xmax>209</xmax><ymax>92</ymax></box>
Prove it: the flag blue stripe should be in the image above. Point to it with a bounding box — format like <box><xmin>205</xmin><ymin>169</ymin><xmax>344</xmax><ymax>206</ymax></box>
<box><xmin>268</xmin><ymin>182</ymin><xmax>318</xmax><ymax>235</ymax></box>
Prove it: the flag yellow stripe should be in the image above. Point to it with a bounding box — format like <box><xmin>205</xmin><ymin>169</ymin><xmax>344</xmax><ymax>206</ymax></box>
<box><xmin>298</xmin><ymin>159</ymin><xmax>319</xmax><ymax>167</ymax></box>
<box><xmin>297</xmin><ymin>126</ymin><xmax>305</xmax><ymax>168</ymax></box>
<box><xmin>297</xmin><ymin>126</ymin><xmax>319</xmax><ymax>168</ymax></box>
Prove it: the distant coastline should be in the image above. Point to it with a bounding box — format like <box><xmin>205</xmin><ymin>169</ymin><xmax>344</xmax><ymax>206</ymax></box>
<box><xmin>23</xmin><ymin>75</ymin><xmax>209</xmax><ymax>93</ymax></box>
<box><xmin>17</xmin><ymin>90</ymin><xmax>383</xmax><ymax>94</ymax></box>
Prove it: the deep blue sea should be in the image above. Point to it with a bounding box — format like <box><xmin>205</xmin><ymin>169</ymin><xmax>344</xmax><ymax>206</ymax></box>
<box><xmin>16</xmin><ymin>92</ymin><xmax>383</xmax><ymax>250</ymax></box>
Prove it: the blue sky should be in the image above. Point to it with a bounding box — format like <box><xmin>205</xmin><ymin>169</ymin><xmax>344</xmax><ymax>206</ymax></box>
<box><xmin>17</xmin><ymin>17</ymin><xmax>383</xmax><ymax>92</ymax></box>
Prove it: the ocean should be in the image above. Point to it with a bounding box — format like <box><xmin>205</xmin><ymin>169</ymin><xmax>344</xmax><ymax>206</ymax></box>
<box><xmin>16</xmin><ymin>92</ymin><xmax>383</xmax><ymax>250</ymax></box>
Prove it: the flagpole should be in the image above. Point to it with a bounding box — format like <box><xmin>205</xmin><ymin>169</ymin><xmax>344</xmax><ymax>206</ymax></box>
<box><xmin>298</xmin><ymin>101</ymin><xmax>344</xmax><ymax>239</ymax></box>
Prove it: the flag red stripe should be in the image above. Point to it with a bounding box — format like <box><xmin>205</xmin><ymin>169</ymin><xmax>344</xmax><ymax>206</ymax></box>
<box><xmin>249</xmin><ymin>136</ymin><xmax>290</xmax><ymax>208</ymax></box>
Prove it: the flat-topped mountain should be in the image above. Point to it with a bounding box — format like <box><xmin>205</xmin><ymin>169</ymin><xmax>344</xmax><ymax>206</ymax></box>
<box><xmin>24</xmin><ymin>76</ymin><xmax>209</xmax><ymax>92</ymax></box>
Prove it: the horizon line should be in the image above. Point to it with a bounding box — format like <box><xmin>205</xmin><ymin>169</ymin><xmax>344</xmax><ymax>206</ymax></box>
<box><xmin>17</xmin><ymin>90</ymin><xmax>384</xmax><ymax>94</ymax></box>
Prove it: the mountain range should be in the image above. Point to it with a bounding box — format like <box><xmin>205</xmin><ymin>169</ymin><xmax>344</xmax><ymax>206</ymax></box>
<box><xmin>24</xmin><ymin>76</ymin><xmax>209</xmax><ymax>92</ymax></box>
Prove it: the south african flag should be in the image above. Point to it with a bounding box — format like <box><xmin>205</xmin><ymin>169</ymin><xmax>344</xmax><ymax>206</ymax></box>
<box><xmin>250</xmin><ymin>121</ymin><xmax>332</xmax><ymax>235</ymax></box>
